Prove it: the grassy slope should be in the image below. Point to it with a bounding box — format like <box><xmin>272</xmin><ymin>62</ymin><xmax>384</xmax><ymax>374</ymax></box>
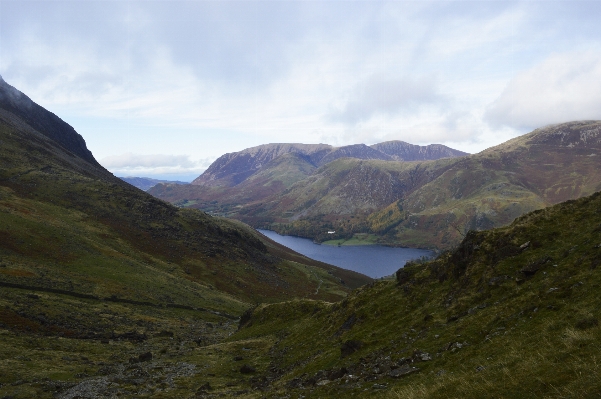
<box><xmin>5</xmin><ymin>190</ymin><xmax>598</xmax><ymax>398</ymax></box>
<box><xmin>229</xmin><ymin>157</ymin><xmax>456</xmax><ymax>243</ymax></box>
<box><xmin>150</xmin><ymin>152</ymin><xmax>317</xmax><ymax>215</ymax></box>
<box><xmin>0</xmin><ymin>110</ymin><xmax>368</xmax><ymax>306</ymax></box>
<box><xmin>379</xmin><ymin>121</ymin><xmax>601</xmax><ymax>249</ymax></box>
<box><xmin>242</xmin><ymin>122</ymin><xmax>601</xmax><ymax>250</ymax></box>
<box><xmin>0</xmin><ymin>101</ymin><xmax>370</xmax><ymax>397</ymax></box>
<box><xmin>225</xmin><ymin>190</ymin><xmax>601</xmax><ymax>398</ymax></box>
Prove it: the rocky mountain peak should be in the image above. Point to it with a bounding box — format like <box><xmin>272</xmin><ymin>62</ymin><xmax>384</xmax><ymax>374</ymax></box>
<box><xmin>371</xmin><ymin>141</ymin><xmax>469</xmax><ymax>161</ymax></box>
<box><xmin>192</xmin><ymin>140</ymin><xmax>469</xmax><ymax>188</ymax></box>
<box><xmin>528</xmin><ymin>121</ymin><xmax>601</xmax><ymax>148</ymax></box>
<box><xmin>0</xmin><ymin>77</ymin><xmax>99</xmax><ymax>166</ymax></box>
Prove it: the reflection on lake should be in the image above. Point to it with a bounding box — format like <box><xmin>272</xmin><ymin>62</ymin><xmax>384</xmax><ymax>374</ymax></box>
<box><xmin>258</xmin><ymin>230</ymin><xmax>433</xmax><ymax>279</ymax></box>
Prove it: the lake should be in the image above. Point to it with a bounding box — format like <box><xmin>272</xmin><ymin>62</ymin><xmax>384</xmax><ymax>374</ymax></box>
<box><xmin>257</xmin><ymin>230</ymin><xmax>434</xmax><ymax>279</ymax></box>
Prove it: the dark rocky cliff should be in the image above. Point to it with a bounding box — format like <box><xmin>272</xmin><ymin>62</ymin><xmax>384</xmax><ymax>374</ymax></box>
<box><xmin>0</xmin><ymin>75</ymin><xmax>99</xmax><ymax>166</ymax></box>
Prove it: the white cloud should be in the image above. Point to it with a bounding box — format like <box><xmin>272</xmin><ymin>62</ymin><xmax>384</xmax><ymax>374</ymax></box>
<box><xmin>2</xmin><ymin>1</ymin><xmax>600</xmax><ymax>162</ymax></box>
<box><xmin>99</xmin><ymin>153</ymin><xmax>214</xmax><ymax>177</ymax></box>
<box><xmin>425</xmin><ymin>7</ymin><xmax>527</xmax><ymax>58</ymax></box>
<box><xmin>486</xmin><ymin>50</ymin><xmax>601</xmax><ymax>129</ymax></box>
<box><xmin>328</xmin><ymin>75</ymin><xmax>445</xmax><ymax>125</ymax></box>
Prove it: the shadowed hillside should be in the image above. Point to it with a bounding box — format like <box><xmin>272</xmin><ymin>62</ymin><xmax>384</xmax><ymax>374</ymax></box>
<box><xmin>0</xmin><ymin>77</ymin><xmax>368</xmax><ymax>307</ymax></box>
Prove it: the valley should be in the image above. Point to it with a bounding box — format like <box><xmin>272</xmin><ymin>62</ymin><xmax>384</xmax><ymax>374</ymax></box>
<box><xmin>1</xmin><ymin>74</ymin><xmax>600</xmax><ymax>399</ymax></box>
<box><xmin>3</xmin><ymin>2</ymin><xmax>601</xmax><ymax>398</ymax></box>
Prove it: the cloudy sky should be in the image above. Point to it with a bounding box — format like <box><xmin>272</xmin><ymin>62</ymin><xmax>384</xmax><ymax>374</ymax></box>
<box><xmin>1</xmin><ymin>1</ymin><xmax>600</xmax><ymax>180</ymax></box>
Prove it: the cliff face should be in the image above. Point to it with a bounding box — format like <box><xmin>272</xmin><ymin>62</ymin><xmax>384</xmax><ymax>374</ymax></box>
<box><xmin>371</xmin><ymin>141</ymin><xmax>469</xmax><ymax>161</ymax></box>
<box><xmin>0</xmin><ymin>75</ymin><xmax>99</xmax><ymax>166</ymax></box>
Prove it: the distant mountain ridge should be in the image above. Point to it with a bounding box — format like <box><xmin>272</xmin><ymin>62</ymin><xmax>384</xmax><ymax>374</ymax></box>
<box><xmin>120</xmin><ymin>176</ymin><xmax>189</xmax><ymax>191</ymax></box>
<box><xmin>371</xmin><ymin>141</ymin><xmax>468</xmax><ymax>161</ymax></box>
<box><xmin>192</xmin><ymin>141</ymin><xmax>468</xmax><ymax>188</ymax></box>
<box><xmin>193</xmin><ymin>143</ymin><xmax>331</xmax><ymax>187</ymax></box>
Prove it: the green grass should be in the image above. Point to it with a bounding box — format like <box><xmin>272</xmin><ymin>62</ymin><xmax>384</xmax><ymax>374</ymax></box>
<box><xmin>222</xmin><ymin>190</ymin><xmax>601</xmax><ymax>398</ymax></box>
<box><xmin>176</xmin><ymin>199</ymin><xmax>198</xmax><ymax>207</ymax></box>
<box><xmin>323</xmin><ymin>233</ymin><xmax>380</xmax><ymax>246</ymax></box>
<box><xmin>6</xmin><ymin>84</ymin><xmax>601</xmax><ymax>397</ymax></box>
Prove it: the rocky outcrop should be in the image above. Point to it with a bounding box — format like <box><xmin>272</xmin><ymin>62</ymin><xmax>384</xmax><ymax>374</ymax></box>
<box><xmin>371</xmin><ymin>141</ymin><xmax>468</xmax><ymax>161</ymax></box>
<box><xmin>316</xmin><ymin>144</ymin><xmax>392</xmax><ymax>166</ymax></box>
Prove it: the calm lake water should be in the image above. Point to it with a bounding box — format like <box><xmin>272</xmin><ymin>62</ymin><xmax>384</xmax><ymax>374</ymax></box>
<box><xmin>257</xmin><ymin>229</ymin><xmax>433</xmax><ymax>279</ymax></box>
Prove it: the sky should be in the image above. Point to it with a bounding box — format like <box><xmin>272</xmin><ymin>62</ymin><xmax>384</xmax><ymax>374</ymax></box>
<box><xmin>1</xmin><ymin>1</ymin><xmax>601</xmax><ymax>181</ymax></box>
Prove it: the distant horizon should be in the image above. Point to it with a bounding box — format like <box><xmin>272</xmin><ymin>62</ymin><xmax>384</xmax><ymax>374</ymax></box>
<box><xmin>117</xmin><ymin>174</ymin><xmax>197</xmax><ymax>183</ymax></box>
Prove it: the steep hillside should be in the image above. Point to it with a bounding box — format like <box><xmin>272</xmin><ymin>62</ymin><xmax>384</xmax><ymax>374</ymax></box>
<box><xmin>192</xmin><ymin>143</ymin><xmax>331</xmax><ymax>187</ymax></box>
<box><xmin>235</xmin><ymin>158</ymin><xmax>457</xmax><ymax>243</ymax></box>
<box><xmin>0</xmin><ymin>78</ymin><xmax>370</xmax><ymax>397</ymax></box>
<box><xmin>0</xmin><ymin>81</ymin><xmax>365</xmax><ymax>306</ymax></box>
<box><xmin>373</xmin><ymin>121</ymin><xmax>601</xmax><ymax>249</ymax></box>
<box><xmin>0</xmin><ymin>76</ymin><xmax>98</xmax><ymax>166</ymax></box>
<box><xmin>151</xmin><ymin>141</ymin><xmax>469</xmax><ymax>242</ymax></box>
<box><xmin>183</xmin><ymin>141</ymin><xmax>466</xmax><ymax>191</ymax></box>
<box><xmin>152</xmin><ymin>152</ymin><xmax>319</xmax><ymax>214</ymax></box>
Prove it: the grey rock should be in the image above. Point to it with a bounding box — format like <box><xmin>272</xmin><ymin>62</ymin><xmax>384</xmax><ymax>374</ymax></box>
<box><xmin>389</xmin><ymin>365</ymin><xmax>419</xmax><ymax>378</ymax></box>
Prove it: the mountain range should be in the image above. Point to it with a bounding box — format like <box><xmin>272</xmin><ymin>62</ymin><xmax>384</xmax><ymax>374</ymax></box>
<box><xmin>192</xmin><ymin>142</ymin><xmax>468</xmax><ymax>188</ymax></box>
<box><xmin>151</xmin><ymin>121</ymin><xmax>601</xmax><ymax>249</ymax></box>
